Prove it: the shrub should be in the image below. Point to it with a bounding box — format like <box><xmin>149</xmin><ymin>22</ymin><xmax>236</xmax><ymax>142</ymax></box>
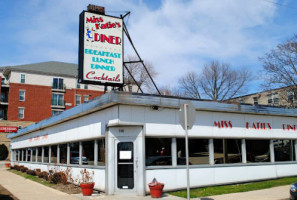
<box><xmin>38</xmin><ymin>171</ymin><xmax>49</xmax><ymax>181</ymax></box>
<box><xmin>14</xmin><ymin>165</ymin><xmax>21</xmax><ymax>171</ymax></box>
<box><xmin>0</xmin><ymin>144</ymin><xmax>8</xmax><ymax>160</ymax></box>
<box><xmin>20</xmin><ymin>167</ymin><xmax>28</xmax><ymax>173</ymax></box>
<box><xmin>50</xmin><ymin>172</ymin><xmax>67</xmax><ymax>184</ymax></box>
<box><xmin>27</xmin><ymin>170</ymin><xmax>36</xmax><ymax>176</ymax></box>
<box><xmin>36</xmin><ymin>168</ymin><xmax>41</xmax><ymax>172</ymax></box>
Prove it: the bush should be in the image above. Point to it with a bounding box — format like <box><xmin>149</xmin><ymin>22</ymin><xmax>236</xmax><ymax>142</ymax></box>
<box><xmin>38</xmin><ymin>171</ymin><xmax>49</xmax><ymax>181</ymax></box>
<box><xmin>36</xmin><ymin>168</ymin><xmax>41</xmax><ymax>172</ymax></box>
<box><xmin>50</xmin><ymin>172</ymin><xmax>68</xmax><ymax>184</ymax></box>
<box><xmin>27</xmin><ymin>170</ymin><xmax>36</xmax><ymax>176</ymax></box>
<box><xmin>14</xmin><ymin>165</ymin><xmax>21</xmax><ymax>171</ymax></box>
<box><xmin>20</xmin><ymin>167</ymin><xmax>28</xmax><ymax>173</ymax></box>
<box><xmin>0</xmin><ymin>144</ymin><xmax>8</xmax><ymax>160</ymax></box>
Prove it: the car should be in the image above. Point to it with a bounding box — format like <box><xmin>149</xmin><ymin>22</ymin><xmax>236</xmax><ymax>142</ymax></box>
<box><xmin>70</xmin><ymin>151</ymin><xmax>88</xmax><ymax>165</ymax></box>
<box><xmin>290</xmin><ymin>182</ymin><xmax>297</xmax><ymax>200</ymax></box>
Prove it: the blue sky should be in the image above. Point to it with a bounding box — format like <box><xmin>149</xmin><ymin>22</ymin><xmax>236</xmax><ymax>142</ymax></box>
<box><xmin>0</xmin><ymin>0</ymin><xmax>297</xmax><ymax>93</ymax></box>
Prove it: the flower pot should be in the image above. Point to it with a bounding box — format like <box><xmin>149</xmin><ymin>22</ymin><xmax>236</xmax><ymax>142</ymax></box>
<box><xmin>149</xmin><ymin>183</ymin><xmax>164</xmax><ymax>198</ymax></box>
<box><xmin>80</xmin><ymin>182</ymin><xmax>94</xmax><ymax>196</ymax></box>
<box><xmin>5</xmin><ymin>163</ymin><xmax>10</xmax><ymax>168</ymax></box>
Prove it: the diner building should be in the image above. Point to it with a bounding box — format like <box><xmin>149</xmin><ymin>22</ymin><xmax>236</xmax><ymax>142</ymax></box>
<box><xmin>7</xmin><ymin>92</ymin><xmax>297</xmax><ymax>195</ymax></box>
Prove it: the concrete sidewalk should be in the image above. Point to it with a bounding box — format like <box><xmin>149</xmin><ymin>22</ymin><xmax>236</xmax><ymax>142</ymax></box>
<box><xmin>0</xmin><ymin>166</ymin><xmax>291</xmax><ymax>200</ymax></box>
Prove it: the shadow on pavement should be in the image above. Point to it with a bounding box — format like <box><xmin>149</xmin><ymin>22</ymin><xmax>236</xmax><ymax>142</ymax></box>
<box><xmin>200</xmin><ymin>198</ymin><xmax>214</xmax><ymax>200</ymax></box>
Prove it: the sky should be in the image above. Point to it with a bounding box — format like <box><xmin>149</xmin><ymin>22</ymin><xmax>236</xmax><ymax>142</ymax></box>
<box><xmin>0</xmin><ymin>0</ymin><xmax>297</xmax><ymax>94</ymax></box>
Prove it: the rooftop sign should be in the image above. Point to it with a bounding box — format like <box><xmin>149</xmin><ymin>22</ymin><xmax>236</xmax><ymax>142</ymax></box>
<box><xmin>0</xmin><ymin>126</ymin><xmax>18</xmax><ymax>133</ymax></box>
<box><xmin>78</xmin><ymin>11</ymin><xmax>123</xmax><ymax>86</ymax></box>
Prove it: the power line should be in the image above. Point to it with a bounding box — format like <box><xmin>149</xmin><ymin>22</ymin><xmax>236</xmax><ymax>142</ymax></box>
<box><xmin>263</xmin><ymin>0</ymin><xmax>297</xmax><ymax>10</ymax></box>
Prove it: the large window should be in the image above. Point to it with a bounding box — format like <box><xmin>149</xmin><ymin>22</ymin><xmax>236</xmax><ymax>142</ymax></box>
<box><xmin>60</xmin><ymin>144</ymin><xmax>67</xmax><ymax>164</ymax></box>
<box><xmin>214</xmin><ymin>139</ymin><xmax>242</xmax><ymax>164</ymax></box>
<box><xmin>22</xmin><ymin>149</ymin><xmax>26</xmax><ymax>161</ymax></box>
<box><xmin>274</xmin><ymin>140</ymin><xmax>295</xmax><ymax>162</ymax></box>
<box><xmin>98</xmin><ymin>139</ymin><xmax>105</xmax><ymax>166</ymax></box>
<box><xmin>44</xmin><ymin>146</ymin><xmax>49</xmax><ymax>163</ymax></box>
<box><xmin>27</xmin><ymin>149</ymin><xmax>31</xmax><ymax>162</ymax></box>
<box><xmin>246</xmin><ymin>140</ymin><xmax>270</xmax><ymax>163</ymax></box>
<box><xmin>53</xmin><ymin>78</ymin><xmax>64</xmax><ymax>90</ymax></box>
<box><xmin>37</xmin><ymin>147</ymin><xmax>42</xmax><ymax>162</ymax></box>
<box><xmin>52</xmin><ymin>94</ymin><xmax>64</xmax><ymax>106</ymax></box>
<box><xmin>82</xmin><ymin>141</ymin><xmax>94</xmax><ymax>165</ymax></box>
<box><xmin>70</xmin><ymin>142</ymin><xmax>79</xmax><ymax>165</ymax></box>
<box><xmin>177</xmin><ymin>138</ymin><xmax>209</xmax><ymax>165</ymax></box>
<box><xmin>32</xmin><ymin>148</ymin><xmax>36</xmax><ymax>162</ymax></box>
<box><xmin>19</xmin><ymin>90</ymin><xmax>25</xmax><ymax>101</ymax></box>
<box><xmin>20</xmin><ymin>74</ymin><xmax>25</xmax><ymax>83</ymax></box>
<box><xmin>18</xmin><ymin>108</ymin><xmax>24</xmax><ymax>119</ymax></box>
<box><xmin>51</xmin><ymin>145</ymin><xmax>58</xmax><ymax>163</ymax></box>
<box><xmin>145</xmin><ymin>138</ymin><xmax>172</xmax><ymax>166</ymax></box>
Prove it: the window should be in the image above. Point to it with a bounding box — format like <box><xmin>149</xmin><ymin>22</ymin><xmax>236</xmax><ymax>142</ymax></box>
<box><xmin>75</xmin><ymin>95</ymin><xmax>81</xmax><ymax>105</ymax></box>
<box><xmin>76</xmin><ymin>82</ymin><xmax>80</xmax><ymax>89</ymax></box>
<box><xmin>51</xmin><ymin>145</ymin><xmax>58</xmax><ymax>163</ymax></box>
<box><xmin>19</xmin><ymin>90</ymin><xmax>25</xmax><ymax>101</ymax></box>
<box><xmin>145</xmin><ymin>138</ymin><xmax>172</xmax><ymax>166</ymax></box>
<box><xmin>246</xmin><ymin>140</ymin><xmax>270</xmax><ymax>163</ymax></box>
<box><xmin>82</xmin><ymin>141</ymin><xmax>94</xmax><ymax>165</ymax></box>
<box><xmin>52</xmin><ymin>94</ymin><xmax>64</xmax><ymax>106</ymax></box>
<box><xmin>60</xmin><ymin>144</ymin><xmax>67</xmax><ymax>164</ymax></box>
<box><xmin>20</xmin><ymin>74</ymin><xmax>25</xmax><ymax>83</ymax></box>
<box><xmin>253</xmin><ymin>97</ymin><xmax>258</xmax><ymax>105</ymax></box>
<box><xmin>84</xmin><ymin>85</ymin><xmax>88</xmax><ymax>89</ymax></box>
<box><xmin>37</xmin><ymin>147</ymin><xmax>42</xmax><ymax>162</ymax></box>
<box><xmin>70</xmin><ymin>142</ymin><xmax>79</xmax><ymax>165</ymax></box>
<box><xmin>32</xmin><ymin>148</ymin><xmax>36</xmax><ymax>162</ymax></box>
<box><xmin>83</xmin><ymin>95</ymin><xmax>89</xmax><ymax>103</ymax></box>
<box><xmin>97</xmin><ymin>139</ymin><xmax>105</xmax><ymax>166</ymax></box>
<box><xmin>27</xmin><ymin>149</ymin><xmax>31</xmax><ymax>162</ymax></box>
<box><xmin>177</xmin><ymin>138</ymin><xmax>209</xmax><ymax>165</ymax></box>
<box><xmin>52</xmin><ymin>110</ymin><xmax>63</xmax><ymax>116</ymax></box>
<box><xmin>274</xmin><ymin>140</ymin><xmax>295</xmax><ymax>162</ymax></box>
<box><xmin>22</xmin><ymin>149</ymin><xmax>26</xmax><ymax>161</ymax></box>
<box><xmin>1</xmin><ymin>78</ymin><xmax>5</xmax><ymax>84</ymax></box>
<box><xmin>267</xmin><ymin>92</ymin><xmax>279</xmax><ymax>104</ymax></box>
<box><xmin>214</xmin><ymin>139</ymin><xmax>242</xmax><ymax>164</ymax></box>
<box><xmin>18</xmin><ymin>108</ymin><xmax>24</xmax><ymax>119</ymax></box>
<box><xmin>44</xmin><ymin>146</ymin><xmax>49</xmax><ymax>163</ymax></box>
<box><xmin>287</xmin><ymin>90</ymin><xmax>295</xmax><ymax>102</ymax></box>
<box><xmin>52</xmin><ymin>78</ymin><xmax>64</xmax><ymax>90</ymax></box>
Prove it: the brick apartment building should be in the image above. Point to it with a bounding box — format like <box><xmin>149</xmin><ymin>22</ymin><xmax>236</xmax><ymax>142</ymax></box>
<box><xmin>0</xmin><ymin>61</ymin><xmax>106</xmax><ymax>159</ymax></box>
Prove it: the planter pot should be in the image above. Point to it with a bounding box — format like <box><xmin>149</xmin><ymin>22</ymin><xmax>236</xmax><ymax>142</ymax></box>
<box><xmin>149</xmin><ymin>184</ymin><xmax>164</xmax><ymax>198</ymax></box>
<box><xmin>5</xmin><ymin>163</ymin><xmax>10</xmax><ymax>168</ymax></box>
<box><xmin>80</xmin><ymin>182</ymin><xmax>95</xmax><ymax>196</ymax></box>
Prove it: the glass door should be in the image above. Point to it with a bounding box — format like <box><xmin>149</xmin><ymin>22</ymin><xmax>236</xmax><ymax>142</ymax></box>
<box><xmin>117</xmin><ymin>142</ymin><xmax>134</xmax><ymax>189</ymax></box>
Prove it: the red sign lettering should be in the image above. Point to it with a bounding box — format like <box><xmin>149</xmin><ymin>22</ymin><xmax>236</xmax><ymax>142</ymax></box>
<box><xmin>214</xmin><ymin>121</ymin><xmax>233</xmax><ymax>128</ymax></box>
<box><xmin>0</xmin><ymin>126</ymin><xmax>18</xmax><ymax>133</ymax></box>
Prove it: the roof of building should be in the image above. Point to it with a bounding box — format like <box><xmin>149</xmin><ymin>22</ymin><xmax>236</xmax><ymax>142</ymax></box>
<box><xmin>0</xmin><ymin>61</ymin><xmax>78</xmax><ymax>77</ymax></box>
<box><xmin>7</xmin><ymin>91</ymin><xmax>297</xmax><ymax>139</ymax></box>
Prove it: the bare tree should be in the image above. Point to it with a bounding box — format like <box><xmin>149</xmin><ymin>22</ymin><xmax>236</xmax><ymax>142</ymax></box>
<box><xmin>178</xmin><ymin>60</ymin><xmax>250</xmax><ymax>101</ymax></box>
<box><xmin>124</xmin><ymin>55</ymin><xmax>158</xmax><ymax>93</ymax></box>
<box><xmin>260</xmin><ymin>35</ymin><xmax>297</xmax><ymax>106</ymax></box>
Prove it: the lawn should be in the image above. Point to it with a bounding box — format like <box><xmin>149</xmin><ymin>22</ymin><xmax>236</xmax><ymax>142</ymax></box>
<box><xmin>169</xmin><ymin>176</ymin><xmax>296</xmax><ymax>198</ymax></box>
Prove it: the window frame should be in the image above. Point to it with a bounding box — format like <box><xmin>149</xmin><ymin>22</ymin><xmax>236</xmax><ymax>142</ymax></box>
<box><xmin>19</xmin><ymin>90</ymin><xmax>25</xmax><ymax>101</ymax></box>
<box><xmin>18</xmin><ymin>107</ymin><xmax>24</xmax><ymax>119</ymax></box>
<box><xmin>20</xmin><ymin>74</ymin><xmax>26</xmax><ymax>83</ymax></box>
<box><xmin>75</xmin><ymin>95</ymin><xmax>81</xmax><ymax>105</ymax></box>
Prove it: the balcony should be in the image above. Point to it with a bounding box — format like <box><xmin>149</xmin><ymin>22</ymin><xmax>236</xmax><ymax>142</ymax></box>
<box><xmin>52</xmin><ymin>82</ymin><xmax>66</xmax><ymax>92</ymax></box>
<box><xmin>51</xmin><ymin>99</ymin><xmax>65</xmax><ymax>109</ymax></box>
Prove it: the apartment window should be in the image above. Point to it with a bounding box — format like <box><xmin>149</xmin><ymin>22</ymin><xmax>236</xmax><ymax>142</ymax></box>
<box><xmin>19</xmin><ymin>90</ymin><xmax>25</xmax><ymax>101</ymax></box>
<box><xmin>287</xmin><ymin>90</ymin><xmax>294</xmax><ymax>102</ymax></box>
<box><xmin>53</xmin><ymin>78</ymin><xmax>64</xmax><ymax>90</ymax></box>
<box><xmin>76</xmin><ymin>82</ymin><xmax>80</xmax><ymax>89</ymax></box>
<box><xmin>267</xmin><ymin>92</ymin><xmax>279</xmax><ymax>104</ymax></box>
<box><xmin>145</xmin><ymin>138</ymin><xmax>172</xmax><ymax>166</ymax></box>
<box><xmin>20</xmin><ymin>74</ymin><xmax>25</xmax><ymax>83</ymax></box>
<box><xmin>1</xmin><ymin>78</ymin><xmax>5</xmax><ymax>84</ymax></box>
<box><xmin>75</xmin><ymin>95</ymin><xmax>81</xmax><ymax>105</ymax></box>
<box><xmin>214</xmin><ymin>139</ymin><xmax>242</xmax><ymax>164</ymax></box>
<box><xmin>83</xmin><ymin>95</ymin><xmax>89</xmax><ymax>103</ymax></box>
<box><xmin>246</xmin><ymin>140</ymin><xmax>270</xmax><ymax>163</ymax></box>
<box><xmin>253</xmin><ymin>97</ymin><xmax>258</xmax><ymax>105</ymax></box>
<box><xmin>84</xmin><ymin>85</ymin><xmax>88</xmax><ymax>89</ymax></box>
<box><xmin>52</xmin><ymin>94</ymin><xmax>64</xmax><ymax>106</ymax></box>
<box><xmin>18</xmin><ymin>108</ymin><xmax>24</xmax><ymax>119</ymax></box>
<box><xmin>52</xmin><ymin>110</ymin><xmax>63</xmax><ymax>116</ymax></box>
<box><xmin>177</xmin><ymin>138</ymin><xmax>209</xmax><ymax>165</ymax></box>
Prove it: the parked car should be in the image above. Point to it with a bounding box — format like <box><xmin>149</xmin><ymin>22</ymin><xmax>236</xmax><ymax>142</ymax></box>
<box><xmin>290</xmin><ymin>182</ymin><xmax>297</xmax><ymax>200</ymax></box>
<box><xmin>70</xmin><ymin>151</ymin><xmax>88</xmax><ymax>165</ymax></box>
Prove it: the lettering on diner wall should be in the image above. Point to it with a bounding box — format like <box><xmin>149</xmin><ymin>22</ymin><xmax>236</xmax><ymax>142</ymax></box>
<box><xmin>214</xmin><ymin>121</ymin><xmax>233</xmax><ymax>128</ymax></box>
<box><xmin>29</xmin><ymin>133</ymin><xmax>48</xmax><ymax>142</ymax></box>
<box><xmin>246</xmin><ymin>122</ymin><xmax>271</xmax><ymax>130</ymax></box>
<box><xmin>283</xmin><ymin>124</ymin><xmax>296</xmax><ymax>131</ymax></box>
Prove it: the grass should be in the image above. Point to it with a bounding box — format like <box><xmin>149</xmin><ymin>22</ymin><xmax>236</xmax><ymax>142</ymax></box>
<box><xmin>8</xmin><ymin>169</ymin><xmax>55</xmax><ymax>187</ymax></box>
<box><xmin>169</xmin><ymin>176</ymin><xmax>297</xmax><ymax>198</ymax></box>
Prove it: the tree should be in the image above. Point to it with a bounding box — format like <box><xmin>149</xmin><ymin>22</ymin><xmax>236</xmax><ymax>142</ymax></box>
<box><xmin>124</xmin><ymin>55</ymin><xmax>158</xmax><ymax>93</ymax></box>
<box><xmin>260</xmin><ymin>35</ymin><xmax>297</xmax><ymax>106</ymax></box>
<box><xmin>178</xmin><ymin>60</ymin><xmax>250</xmax><ymax>101</ymax></box>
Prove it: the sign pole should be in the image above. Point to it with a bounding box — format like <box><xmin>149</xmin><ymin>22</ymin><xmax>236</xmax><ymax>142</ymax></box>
<box><xmin>184</xmin><ymin>104</ymin><xmax>190</xmax><ymax>200</ymax></box>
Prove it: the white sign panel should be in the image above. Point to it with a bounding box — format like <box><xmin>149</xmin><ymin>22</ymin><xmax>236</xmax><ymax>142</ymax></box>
<box><xmin>79</xmin><ymin>12</ymin><xmax>123</xmax><ymax>86</ymax></box>
<box><xmin>120</xmin><ymin>151</ymin><xmax>132</xmax><ymax>159</ymax></box>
